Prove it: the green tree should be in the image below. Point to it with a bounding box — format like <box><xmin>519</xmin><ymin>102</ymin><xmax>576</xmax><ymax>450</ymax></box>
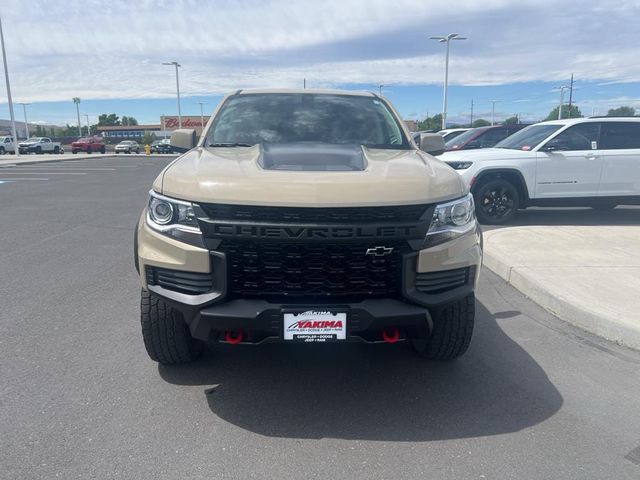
<box><xmin>121</xmin><ymin>116</ymin><xmax>139</xmax><ymax>126</ymax></box>
<box><xmin>607</xmin><ymin>106</ymin><xmax>635</xmax><ymax>117</ymax></box>
<box><xmin>142</xmin><ymin>133</ymin><xmax>157</xmax><ymax>145</ymax></box>
<box><xmin>503</xmin><ymin>116</ymin><xmax>519</xmax><ymax>125</ymax></box>
<box><xmin>472</xmin><ymin>119</ymin><xmax>491</xmax><ymax>127</ymax></box>
<box><xmin>35</xmin><ymin>125</ymin><xmax>44</xmax><ymax>136</ymax></box>
<box><xmin>545</xmin><ymin>105</ymin><xmax>582</xmax><ymax>121</ymax></box>
<box><xmin>98</xmin><ymin>113</ymin><xmax>121</xmax><ymax>126</ymax></box>
<box><xmin>416</xmin><ymin>113</ymin><xmax>443</xmax><ymax>132</ymax></box>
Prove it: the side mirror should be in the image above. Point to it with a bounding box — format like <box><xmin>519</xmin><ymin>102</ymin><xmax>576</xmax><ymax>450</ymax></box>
<box><xmin>541</xmin><ymin>138</ymin><xmax>569</xmax><ymax>152</ymax></box>
<box><xmin>419</xmin><ymin>133</ymin><xmax>446</xmax><ymax>156</ymax></box>
<box><xmin>170</xmin><ymin>129</ymin><xmax>197</xmax><ymax>153</ymax></box>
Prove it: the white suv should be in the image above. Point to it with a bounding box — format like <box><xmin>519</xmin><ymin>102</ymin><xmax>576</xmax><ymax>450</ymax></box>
<box><xmin>440</xmin><ymin>117</ymin><xmax>640</xmax><ymax>223</ymax></box>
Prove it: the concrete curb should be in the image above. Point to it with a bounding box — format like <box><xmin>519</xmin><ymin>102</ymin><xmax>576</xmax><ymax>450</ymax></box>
<box><xmin>0</xmin><ymin>152</ymin><xmax>168</xmax><ymax>167</ymax></box>
<box><xmin>483</xmin><ymin>245</ymin><xmax>640</xmax><ymax>350</ymax></box>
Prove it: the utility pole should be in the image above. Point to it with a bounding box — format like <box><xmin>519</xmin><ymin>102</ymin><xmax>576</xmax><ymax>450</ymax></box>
<box><xmin>0</xmin><ymin>16</ymin><xmax>19</xmax><ymax>156</ymax></box>
<box><xmin>469</xmin><ymin>99</ymin><xmax>474</xmax><ymax>127</ymax></box>
<box><xmin>72</xmin><ymin>97</ymin><xmax>82</xmax><ymax>137</ymax></box>
<box><xmin>17</xmin><ymin>102</ymin><xmax>31</xmax><ymax>139</ymax></box>
<box><xmin>430</xmin><ymin>33</ymin><xmax>467</xmax><ymax>130</ymax></box>
<box><xmin>568</xmin><ymin>73</ymin><xmax>574</xmax><ymax>109</ymax></box>
<box><xmin>303</xmin><ymin>78</ymin><xmax>306</xmax><ymax>89</ymax></box>
<box><xmin>490</xmin><ymin>100</ymin><xmax>499</xmax><ymax>126</ymax></box>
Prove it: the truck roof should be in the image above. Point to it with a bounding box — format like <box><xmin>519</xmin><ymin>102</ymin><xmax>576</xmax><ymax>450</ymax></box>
<box><xmin>235</xmin><ymin>88</ymin><xmax>376</xmax><ymax>97</ymax></box>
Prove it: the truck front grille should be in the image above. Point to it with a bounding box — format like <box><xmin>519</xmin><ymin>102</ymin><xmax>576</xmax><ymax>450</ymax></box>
<box><xmin>198</xmin><ymin>203</ymin><xmax>429</xmax><ymax>224</ymax></box>
<box><xmin>219</xmin><ymin>240</ymin><xmax>404</xmax><ymax>298</ymax></box>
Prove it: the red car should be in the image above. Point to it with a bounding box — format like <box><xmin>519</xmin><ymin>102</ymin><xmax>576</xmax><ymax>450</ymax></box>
<box><xmin>71</xmin><ymin>136</ymin><xmax>106</xmax><ymax>154</ymax></box>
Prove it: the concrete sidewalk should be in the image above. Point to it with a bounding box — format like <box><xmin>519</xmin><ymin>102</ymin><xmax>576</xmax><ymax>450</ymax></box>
<box><xmin>483</xmin><ymin>225</ymin><xmax>640</xmax><ymax>349</ymax></box>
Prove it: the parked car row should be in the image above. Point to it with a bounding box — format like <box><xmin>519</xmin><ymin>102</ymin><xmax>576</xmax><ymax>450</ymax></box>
<box><xmin>433</xmin><ymin>117</ymin><xmax>640</xmax><ymax>224</ymax></box>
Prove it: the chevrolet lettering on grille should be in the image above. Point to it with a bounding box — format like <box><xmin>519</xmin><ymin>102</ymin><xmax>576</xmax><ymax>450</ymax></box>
<box><xmin>204</xmin><ymin>222</ymin><xmax>425</xmax><ymax>240</ymax></box>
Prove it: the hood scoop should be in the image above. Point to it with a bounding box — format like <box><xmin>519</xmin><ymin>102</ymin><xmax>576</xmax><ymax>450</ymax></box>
<box><xmin>258</xmin><ymin>143</ymin><xmax>367</xmax><ymax>171</ymax></box>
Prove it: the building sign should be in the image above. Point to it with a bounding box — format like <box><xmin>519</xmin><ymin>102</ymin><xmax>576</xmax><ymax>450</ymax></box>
<box><xmin>161</xmin><ymin>116</ymin><xmax>211</xmax><ymax>130</ymax></box>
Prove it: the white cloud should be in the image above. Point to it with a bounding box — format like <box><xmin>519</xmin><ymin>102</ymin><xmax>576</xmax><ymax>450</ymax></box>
<box><xmin>0</xmin><ymin>0</ymin><xmax>639</xmax><ymax>102</ymax></box>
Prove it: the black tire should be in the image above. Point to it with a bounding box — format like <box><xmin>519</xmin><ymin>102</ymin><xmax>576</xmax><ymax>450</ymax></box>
<box><xmin>115</xmin><ymin>151</ymin><xmax>120</xmax><ymax>154</ymax></box>
<box><xmin>72</xmin><ymin>150</ymin><xmax>78</xmax><ymax>154</ymax></box>
<box><xmin>36</xmin><ymin>146</ymin><xmax>42</xmax><ymax>154</ymax></box>
<box><xmin>135</xmin><ymin>148</ymin><xmax>140</xmax><ymax>154</ymax></box>
<box><xmin>140</xmin><ymin>289</ymin><xmax>203</xmax><ymax>364</ymax></box>
<box><xmin>86</xmin><ymin>147</ymin><xmax>92</xmax><ymax>154</ymax></box>
<box><xmin>474</xmin><ymin>178</ymin><xmax>520</xmax><ymax>225</ymax></box>
<box><xmin>54</xmin><ymin>146</ymin><xmax>60</xmax><ymax>154</ymax></box>
<box><xmin>411</xmin><ymin>294</ymin><xmax>475</xmax><ymax>360</ymax></box>
<box><xmin>100</xmin><ymin>146</ymin><xmax>106</xmax><ymax>154</ymax></box>
<box><xmin>0</xmin><ymin>147</ymin><xmax>4</xmax><ymax>155</ymax></box>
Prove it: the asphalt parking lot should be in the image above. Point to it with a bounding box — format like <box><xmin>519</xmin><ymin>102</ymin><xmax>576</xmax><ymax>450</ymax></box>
<box><xmin>2</xmin><ymin>155</ymin><xmax>640</xmax><ymax>479</ymax></box>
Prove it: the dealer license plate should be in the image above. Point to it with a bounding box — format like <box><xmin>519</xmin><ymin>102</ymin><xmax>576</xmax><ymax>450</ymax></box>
<box><xmin>283</xmin><ymin>310</ymin><xmax>347</xmax><ymax>342</ymax></box>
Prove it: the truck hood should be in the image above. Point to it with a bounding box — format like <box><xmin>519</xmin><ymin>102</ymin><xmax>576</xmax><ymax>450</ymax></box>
<box><xmin>439</xmin><ymin>148</ymin><xmax>535</xmax><ymax>163</ymax></box>
<box><xmin>157</xmin><ymin>145</ymin><xmax>465</xmax><ymax>207</ymax></box>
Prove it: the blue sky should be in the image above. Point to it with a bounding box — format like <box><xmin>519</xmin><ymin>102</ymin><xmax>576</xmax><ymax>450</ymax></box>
<box><xmin>1</xmin><ymin>0</ymin><xmax>639</xmax><ymax>127</ymax></box>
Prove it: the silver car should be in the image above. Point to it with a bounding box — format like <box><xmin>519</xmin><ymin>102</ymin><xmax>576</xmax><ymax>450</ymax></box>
<box><xmin>115</xmin><ymin>140</ymin><xmax>140</xmax><ymax>154</ymax></box>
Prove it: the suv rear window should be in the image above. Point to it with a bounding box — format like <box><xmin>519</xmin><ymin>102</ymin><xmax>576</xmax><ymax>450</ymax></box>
<box><xmin>206</xmin><ymin>93</ymin><xmax>410</xmax><ymax>149</ymax></box>
<box><xmin>599</xmin><ymin>122</ymin><xmax>640</xmax><ymax>149</ymax></box>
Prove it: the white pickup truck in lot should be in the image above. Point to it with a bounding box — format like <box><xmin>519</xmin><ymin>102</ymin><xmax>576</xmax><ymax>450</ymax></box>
<box><xmin>440</xmin><ymin>117</ymin><xmax>640</xmax><ymax>223</ymax></box>
<box><xmin>0</xmin><ymin>136</ymin><xmax>17</xmax><ymax>154</ymax></box>
<box><xmin>18</xmin><ymin>137</ymin><xmax>63</xmax><ymax>155</ymax></box>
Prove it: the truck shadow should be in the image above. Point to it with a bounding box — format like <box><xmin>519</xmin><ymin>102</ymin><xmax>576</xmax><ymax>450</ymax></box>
<box><xmin>159</xmin><ymin>301</ymin><xmax>563</xmax><ymax>441</ymax></box>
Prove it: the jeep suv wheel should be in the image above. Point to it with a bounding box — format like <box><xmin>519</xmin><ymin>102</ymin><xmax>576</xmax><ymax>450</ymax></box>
<box><xmin>411</xmin><ymin>294</ymin><xmax>475</xmax><ymax>360</ymax></box>
<box><xmin>474</xmin><ymin>178</ymin><xmax>520</xmax><ymax>224</ymax></box>
<box><xmin>140</xmin><ymin>289</ymin><xmax>204</xmax><ymax>364</ymax></box>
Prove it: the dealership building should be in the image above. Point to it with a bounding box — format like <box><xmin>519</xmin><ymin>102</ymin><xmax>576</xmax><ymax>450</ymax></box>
<box><xmin>96</xmin><ymin>115</ymin><xmax>211</xmax><ymax>140</ymax></box>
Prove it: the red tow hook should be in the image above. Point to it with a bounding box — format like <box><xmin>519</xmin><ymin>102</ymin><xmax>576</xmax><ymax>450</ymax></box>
<box><xmin>382</xmin><ymin>327</ymin><xmax>400</xmax><ymax>344</ymax></box>
<box><xmin>225</xmin><ymin>330</ymin><xmax>244</xmax><ymax>345</ymax></box>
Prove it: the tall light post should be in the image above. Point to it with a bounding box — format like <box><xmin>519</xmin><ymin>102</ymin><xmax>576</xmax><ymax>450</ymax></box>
<box><xmin>557</xmin><ymin>86</ymin><xmax>569</xmax><ymax>119</ymax></box>
<box><xmin>163</xmin><ymin>61</ymin><xmax>182</xmax><ymax>128</ymax></box>
<box><xmin>489</xmin><ymin>100</ymin><xmax>500</xmax><ymax>126</ymax></box>
<box><xmin>195</xmin><ymin>102</ymin><xmax>207</xmax><ymax>131</ymax></box>
<box><xmin>430</xmin><ymin>33</ymin><xmax>467</xmax><ymax>130</ymax></box>
<box><xmin>17</xmin><ymin>102</ymin><xmax>31</xmax><ymax>139</ymax></box>
<box><xmin>0</xmin><ymin>16</ymin><xmax>19</xmax><ymax>156</ymax></box>
<box><xmin>72</xmin><ymin>97</ymin><xmax>82</xmax><ymax>137</ymax></box>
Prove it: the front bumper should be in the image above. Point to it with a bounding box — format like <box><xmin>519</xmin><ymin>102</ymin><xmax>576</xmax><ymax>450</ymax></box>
<box><xmin>136</xmin><ymin>214</ymin><xmax>482</xmax><ymax>344</ymax></box>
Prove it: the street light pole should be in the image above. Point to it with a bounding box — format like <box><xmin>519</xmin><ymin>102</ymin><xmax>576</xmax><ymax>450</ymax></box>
<box><xmin>0</xmin><ymin>16</ymin><xmax>19</xmax><ymax>156</ymax></box>
<box><xmin>17</xmin><ymin>102</ymin><xmax>31</xmax><ymax>139</ymax></box>
<box><xmin>430</xmin><ymin>33</ymin><xmax>467</xmax><ymax>130</ymax></box>
<box><xmin>557</xmin><ymin>86</ymin><xmax>569</xmax><ymax>119</ymax></box>
<box><xmin>490</xmin><ymin>100</ymin><xmax>499</xmax><ymax>126</ymax></box>
<box><xmin>195</xmin><ymin>102</ymin><xmax>207</xmax><ymax>132</ymax></box>
<box><xmin>72</xmin><ymin>97</ymin><xmax>82</xmax><ymax>137</ymax></box>
<box><xmin>163</xmin><ymin>61</ymin><xmax>182</xmax><ymax>128</ymax></box>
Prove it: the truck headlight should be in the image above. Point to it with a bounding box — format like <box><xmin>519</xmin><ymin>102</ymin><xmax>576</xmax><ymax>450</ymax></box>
<box><xmin>425</xmin><ymin>193</ymin><xmax>477</xmax><ymax>246</ymax></box>
<box><xmin>146</xmin><ymin>190</ymin><xmax>203</xmax><ymax>246</ymax></box>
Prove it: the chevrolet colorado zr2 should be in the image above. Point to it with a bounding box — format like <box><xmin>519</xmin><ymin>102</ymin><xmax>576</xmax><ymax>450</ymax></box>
<box><xmin>134</xmin><ymin>89</ymin><xmax>483</xmax><ymax>364</ymax></box>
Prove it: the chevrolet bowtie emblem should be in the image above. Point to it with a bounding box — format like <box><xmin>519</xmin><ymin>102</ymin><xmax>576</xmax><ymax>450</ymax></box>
<box><xmin>365</xmin><ymin>246</ymin><xmax>394</xmax><ymax>257</ymax></box>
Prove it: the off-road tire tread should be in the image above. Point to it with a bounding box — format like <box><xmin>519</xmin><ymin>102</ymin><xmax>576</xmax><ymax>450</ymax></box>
<box><xmin>140</xmin><ymin>289</ymin><xmax>202</xmax><ymax>364</ymax></box>
<box><xmin>416</xmin><ymin>294</ymin><xmax>475</xmax><ymax>360</ymax></box>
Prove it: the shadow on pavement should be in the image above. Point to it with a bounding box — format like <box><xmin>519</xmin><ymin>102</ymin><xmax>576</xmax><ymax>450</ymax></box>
<box><xmin>159</xmin><ymin>301</ymin><xmax>563</xmax><ymax>441</ymax></box>
<box><xmin>497</xmin><ymin>206</ymin><xmax>640</xmax><ymax>228</ymax></box>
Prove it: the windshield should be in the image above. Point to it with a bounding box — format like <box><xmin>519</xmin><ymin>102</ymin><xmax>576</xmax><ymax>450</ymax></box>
<box><xmin>206</xmin><ymin>93</ymin><xmax>410</xmax><ymax>149</ymax></box>
<box><xmin>445</xmin><ymin>128</ymin><xmax>484</xmax><ymax>148</ymax></box>
<box><xmin>495</xmin><ymin>124</ymin><xmax>563</xmax><ymax>150</ymax></box>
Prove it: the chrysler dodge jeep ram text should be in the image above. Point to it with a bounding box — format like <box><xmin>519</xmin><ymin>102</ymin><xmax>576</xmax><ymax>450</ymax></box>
<box><xmin>134</xmin><ymin>89</ymin><xmax>483</xmax><ymax>364</ymax></box>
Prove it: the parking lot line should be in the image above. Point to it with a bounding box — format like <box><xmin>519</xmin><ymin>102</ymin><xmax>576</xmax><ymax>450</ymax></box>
<box><xmin>0</xmin><ymin>171</ymin><xmax>88</xmax><ymax>175</ymax></box>
<box><xmin>0</xmin><ymin>178</ymin><xmax>49</xmax><ymax>181</ymax></box>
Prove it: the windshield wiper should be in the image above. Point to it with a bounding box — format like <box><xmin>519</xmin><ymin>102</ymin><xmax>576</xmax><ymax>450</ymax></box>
<box><xmin>208</xmin><ymin>142</ymin><xmax>253</xmax><ymax>147</ymax></box>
